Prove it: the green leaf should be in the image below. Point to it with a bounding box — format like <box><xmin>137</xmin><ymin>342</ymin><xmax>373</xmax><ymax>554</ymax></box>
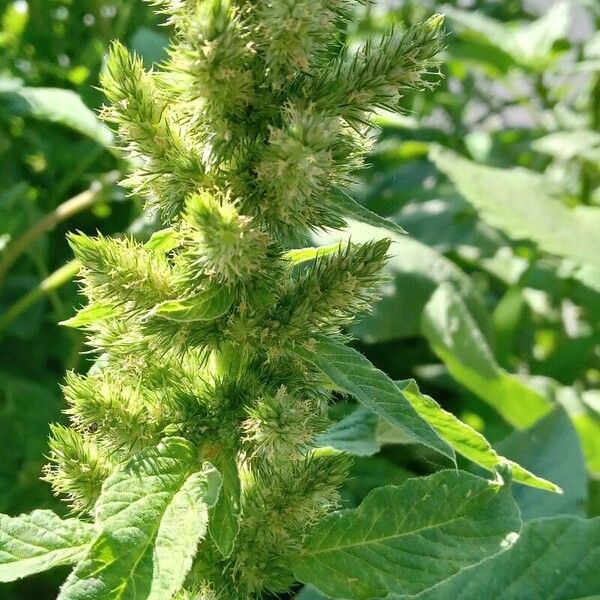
<box><xmin>422</xmin><ymin>283</ymin><xmax>552</xmax><ymax>428</ymax></box>
<box><xmin>444</xmin><ymin>2</ymin><xmax>570</xmax><ymax>70</ymax></box>
<box><xmin>58</xmin><ymin>438</ymin><xmax>221</xmax><ymax>600</ymax></box>
<box><xmin>333</xmin><ymin>189</ymin><xmax>407</xmax><ymax>236</ymax></box>
<box><xmin>317</xmin><ymin>407</ymin><xmax>381</xmax><ymax>456</ymax></box>
<box><xmin>208</xmin><ymin>451</ymin><xmax>240</xmax><ymax>558</ymax></box>
<box><xmin>284</xmin><ymin>243</ymin><xmax>343</xmax><ymax>265</ymax></box>
<box><xmin>493</xmin><ymin>408</ymin><xmax>585</xmax><ymax>519</ymax></box>
<box><xmin>0</xmin><ymin>510</ymin><xmax>94</xmax><ymax>582</ymax></box>
<box><xmin>292</xmin><ymin>470</ymin><xmax>520</xmax><ymax>600</ymax></box>
<box><xmin>318</xmin><ymin>381</ymin><xmax>559</xmax><ymax>493</ymax></box>
<box><xmin>555</xmin><ymin>387</ymin><xmax>600</xmax><ymax>476</ymax></box>
<box><xmin>2</xmin><ymin>87</ymin><xmax>114</xmax><ymax>149</ymax></box>
<box><xmin>430</xmin><ymin>146</ymin><xmax>600</xmax><ymax>268</ymax></box>
<box><xmin>297</xmin><ymin>337</ymin><xmax>453</xmax><ymax>460</ymax></box>
<box><xmin>400</xmin><ymin>516</ymin><xmax>600</xmax><ymax>599</ymax></box>
<box><xmin>344</xmin><ymin>456</ymin><xmax>412</xmax><ymax>507</ymax></box>
<box><xmin>60</xmin><ymin>303</ymin><xmax>119</xmax><ymax>328</ymax></box>
<box><xmin>397</xmin><ymin>379</ymin><xmax>561</xmax><ymax>493</ymax></box>
<box><xmin>314</xmin><ymin>220</ymin><xmax>488</xmax><ymax>342</ymax></box>
<box><xmin>317</xmin><ymin>407</ymin><xmax>416</xmax><ymax>457</ymax></box>
<box><xmin>145</xmin><ymin>228</ymin><xmax>179</xmax><ymax>253</ymax></box>
<box><xmin>532</xmin><ymin>130</ymin><xmax>600</xmax><ymax>163</ymax></box>
<box><xmin>154</xmin><ymin>286</ymin><xmax>234</xmax><ymax>322</ymax></box>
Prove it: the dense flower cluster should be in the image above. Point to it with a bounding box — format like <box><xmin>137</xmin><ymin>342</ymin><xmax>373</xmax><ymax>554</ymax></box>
<box><xmin>45</xmin><ymin>2</ymin><xmax>444</xmax><ymax>597</ymax></box>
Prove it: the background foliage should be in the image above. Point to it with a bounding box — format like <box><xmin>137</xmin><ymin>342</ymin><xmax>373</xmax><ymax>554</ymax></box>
<box><xmin>0</xmin><ymin>0</ymin><xmax>598</xmax><ymax>598</ymax></box>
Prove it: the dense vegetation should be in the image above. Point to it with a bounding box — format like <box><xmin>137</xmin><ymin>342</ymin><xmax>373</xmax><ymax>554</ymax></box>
<box><xmin>0</xmin><ymin>1</ymin><xmax>599</xmax><ymax>599</ymax></box>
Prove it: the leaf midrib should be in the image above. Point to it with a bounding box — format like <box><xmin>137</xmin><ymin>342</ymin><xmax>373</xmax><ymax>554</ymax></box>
<box><xmin>300</xmin><ymin>486</ymin><xmax>495</xmax><ymax>557</ymax></box>
<box><xmin>115</xmin><ymin>473</ymin><xmax>191</xmax><ymax>600</ymax></box>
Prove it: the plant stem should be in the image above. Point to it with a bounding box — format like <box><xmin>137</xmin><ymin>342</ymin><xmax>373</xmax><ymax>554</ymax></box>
<box><xmin>0</xmin><ymin>171</ymin><xmax>120</xmax><ymax>288</ymax></box>
<box><xmin>0</xmin><ymin>260</ymin><xmax>81</xmax><ymax>335</ymax></box>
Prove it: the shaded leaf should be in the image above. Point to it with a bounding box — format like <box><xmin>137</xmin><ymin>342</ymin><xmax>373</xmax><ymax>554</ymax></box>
<box><xmin>444</xmin><ymin>2</ymin><xmax>571</xmax><ymax>70</ymax></box>
<box><xmin>401</xmin><ymin>516</ymin><xmax>600</xmax><ymax>600</ymax></box>
<box><xmin>296</xmin><ymin>586</ymin><xmax>331</xmax><ymax>600</ymax></box>
<box><xmin>493</xmin><ymin>408</ymin><xmax>586</xmax><ymax>520</ymax></box>
<box><xmin>317</xmin><ymin>407</ymin><xmax>381</xmax><ymax>457</ymax></box>
<box><xmin>130</xmin><ymin>27</ymin><xmax>169</xmax><ymax>67</ymax></box>
<box><xmin>556</xmin><ymin>387</ymin><xmax>600</xmax><ymax>476</ymax></box>
<box><xmin>319</xmin><ymin>380</ymin><xmax>559</xmax><ymax>492</ymax></box>
<box><xmin>0</xmin><ymin>375</ymin><xmax>61</xmax><ymax>513</ymax></box>
<box><xmin>334</xmin><ymin>189</ymin><xmax>407</xmax><ymax>236</ymax></box>
<box><xmin>208</xmin><ymin>451</ymin><xmax>240</xmax><ymax>558</ymax></box>
<box><xmin>297</xmin><ymin>337</ymin><xmax>453</xmax><ymax>460</ymax></box>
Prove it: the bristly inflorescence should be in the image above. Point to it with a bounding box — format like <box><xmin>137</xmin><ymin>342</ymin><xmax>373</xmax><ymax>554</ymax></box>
<box><xmin>47</xmin><ymin>2</ymin><xmax>445</xmax><ymax>598</ymax></box>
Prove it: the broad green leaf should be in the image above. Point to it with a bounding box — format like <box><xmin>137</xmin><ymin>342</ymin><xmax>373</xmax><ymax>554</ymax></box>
<box><xmin>574</xmin><ymin>414</ymin><xmax>600</xmax><ymax>476</ymax></box>
<box><xmin>556</xmin><ymin>387</ymin><xmax>600</xmax><ymax>476</ymax></box>
<box><xmin>146</xmin><ymin>228</ymin><xmax>179</xmax><ymax>253</ymax></box>
<box><xmin>58</xmin><ymin>438</ymin><xmax>221</xmax><ymax>600</ymax></box>
<box><xmin>60</xmin><ymin>303</ymin><xmax>119</xmax><ymax>328</ymax></box>
<box><xmin>344</xmin><ymin>456</ymin><xmax>412</xmax><ymax>508</ymax></box>
<box><xmin>318</xmin><ymin>381</ymin><xmax>559</xmax><ymax>492</ymax></box>
<box><xmin>533</xmin><ymin>130</ymin><xmax>600</xmax><ymax>163</ymax></box>
<box><xmin>449</xmin><ymin>37</ymin><xmax>516</xmax><ymax>75</ymax></box>
<box><xmin>317</xmin><ymin>407</ymin><xmax>381</xmax><ymax>456</ymax></box>
<box><xmin>511</xmin><ymin>1</ymin><xmax>571</xmax><ymax>66</ymax></box>
<box><xmin>444</xmin><ymin>2</ymin><xmax>570</xmax><ymax>70</ymax></box>
<box><xmin>400</xmin><ymin>516</ymin><xmax>600</xmax><ymax>600</ymax></box>
<box><xmin>318</xmin><ymin>407</ymin><xmax>419</xmax><ymax>457</ymax></box>
<box><xmin>333</xmin><ymin>189</ymin><xmax>407</xmax><ymax>236</ymax></box>
<box><xmin>493</xmin><ymin>408</ymin><xmax>585</xmax><ymax>519</ymax></box>
<box><xmin>154</xmin><ymin>286</ymin><xmax>234</xmax><ymax>322</ymax></box>
<box><xmin>292</xmin><ymin>470</ymin><xmax>520</xmax><ymax>600</ymax></box>
<box><xmin>430</xmin><ymin>146</ymin><xmax>600</xmax><ymax>268</ymax></box>
<box><xmin>2</xmin><ymin>87</ymin><xmax>114</xmax><ymax>149</ymax></box>
<box><xmin>208</xmin><ymin>451</ymin><xmax>240</xmax><ymax>558</ymax></box>
<box><xmin>422</xmin><ymin>283</ymin><xmax>552</xmax><ymax>428</ymax></box>
<box><xmin>314</xmin><ymin>220</ymin><xmax>488</xmax><ymax>342</ymax></box>
<box><xmin>284</xmin><ymin>243</ymin><xmax>343</xmax><ymax>265</ymax></box>
<box><xmin>0</xmin><ymin>510</ymin><xmax>94</xmax><ymax>582</ymax></box>
<box><xmin>398</xmin><ymin>379</ymin><xmax>560</xmax><ymax>493</ymax></box>
<box><xmin>296</xmin><ymin>337</ymin><xmax>453</xmax><ymax>460</ymax></box>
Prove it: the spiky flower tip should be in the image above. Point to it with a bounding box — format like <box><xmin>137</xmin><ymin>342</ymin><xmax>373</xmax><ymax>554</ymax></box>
<box><xmin>47</xmin><ymin>2</ymin><xmax>444</xmax><ymax>597</ymax></box>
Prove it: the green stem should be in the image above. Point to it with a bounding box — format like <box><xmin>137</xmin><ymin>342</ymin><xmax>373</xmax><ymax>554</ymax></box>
<box><xmin>0</xmin><ymin>171</ymin><xmax>119</xmax><ymax>288</ymax></box>
<box><xmin>0</xmin><ymin>260</ymin><xmax>80</xmax><ymax>335</ymax></box>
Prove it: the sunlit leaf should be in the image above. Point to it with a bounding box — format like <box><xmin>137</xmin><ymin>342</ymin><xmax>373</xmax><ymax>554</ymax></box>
<box><xmin>58</xmin><ymin>438</ymin><xmax>221</xmax><ymax>600</ymax></box>
<box><xmin>0</xmin><ymin>511</ymin><xmax>93</xmax><ymax>582</ymax></box>
<box><xmin>292</xmin><ymin>471</ymin><xmax>520</xmax><ymax>600</ymax></box>
<box><xmin>422</xmin><ymin>283</ymin><xmax>552</xmax><ymax>428</ymax></box>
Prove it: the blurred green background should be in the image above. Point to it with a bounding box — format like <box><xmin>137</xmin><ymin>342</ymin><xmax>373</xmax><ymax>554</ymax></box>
<box><xmin>1</xmin><ymin>1</ymin><xmax>599</xmax><ymax>598</ymax></box>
